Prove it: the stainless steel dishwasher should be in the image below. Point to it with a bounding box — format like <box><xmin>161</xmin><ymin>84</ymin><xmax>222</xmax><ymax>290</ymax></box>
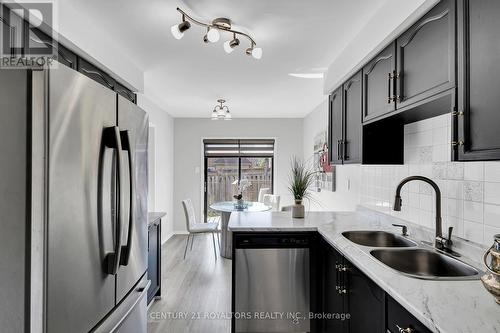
<box><xmin>233</xmin><ymin>233</ymin><xmax>311</xmax><ymax>333</ymax></box>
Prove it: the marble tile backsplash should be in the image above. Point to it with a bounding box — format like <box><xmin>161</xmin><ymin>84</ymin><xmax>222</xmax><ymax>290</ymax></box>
<box><xmin>359</xmin><ymin>114</ymin><xmax>500</xmax><ymax>246</ymax></box>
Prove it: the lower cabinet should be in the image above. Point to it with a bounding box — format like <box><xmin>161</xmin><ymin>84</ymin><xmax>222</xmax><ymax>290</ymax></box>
<box><xmin>386</xmin><ymin>295</ymin><xmax>432</xmax><ymax>333</ymax></box>
<box><xmin>321</xmin><ymin>240</ymin><xmax>429</xmax><ymax>333</ymax></box>
<box><xmin>147</xmin><ymin>220</ymin><xmax>162</xmax><ymax>305</ymax></box>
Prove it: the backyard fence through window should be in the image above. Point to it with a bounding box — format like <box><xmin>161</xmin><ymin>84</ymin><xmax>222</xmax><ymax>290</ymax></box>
<box><xmin>203</xmin><ymin>139</ymin><xmax>275</xmax><ymax>221</ymax></box>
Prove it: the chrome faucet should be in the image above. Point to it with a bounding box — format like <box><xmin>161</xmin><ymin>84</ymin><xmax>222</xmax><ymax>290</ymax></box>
<box><xmin>393</xmin><ymin>176</ymin><xmax>454</xmax><ymax>252</ymax></box>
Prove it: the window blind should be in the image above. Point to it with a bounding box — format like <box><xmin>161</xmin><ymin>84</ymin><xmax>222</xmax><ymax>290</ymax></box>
<box><xmin>204</xmin><ymin>139</ymin><xmax>275</xmax><ymax>157</ymax></box>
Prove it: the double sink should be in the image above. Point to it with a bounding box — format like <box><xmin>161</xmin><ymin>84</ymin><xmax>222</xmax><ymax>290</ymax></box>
<box><xmin>342</xmin><ymin>230</ymin><xmax>481</xmax><ymax>280</ymax></box>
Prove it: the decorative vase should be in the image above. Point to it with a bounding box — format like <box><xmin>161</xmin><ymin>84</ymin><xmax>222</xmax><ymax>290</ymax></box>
<box><xmin>481</xmin><ymin>234</ymin><xmax>500</xmax><ymax>304</ymax></box>
<box><xmin>292</xmin><ymin>199</ymin><xmax>305</xmax><ymax>218</ymax></box>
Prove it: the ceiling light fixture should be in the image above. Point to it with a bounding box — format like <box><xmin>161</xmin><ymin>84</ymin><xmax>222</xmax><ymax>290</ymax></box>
<box><xmin>172</xmin><ymin>8</ymin><xmax>262</xmax><ymax>59</ymax></box>
<box><xmin>212</xmin><ymin>99</ymin><xmax>232</xmax><ymax>120</ymax></box>
<box><xmin>288</xmin><ymin>73</ymin><xmax>324</xmax><ymax>79</ymax></box>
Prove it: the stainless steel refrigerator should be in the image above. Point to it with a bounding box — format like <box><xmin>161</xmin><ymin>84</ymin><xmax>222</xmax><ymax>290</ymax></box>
<box><xmin>0</xmin><ymin>63</ymin><xmax>149</xmax><ymax>333</ymax></box>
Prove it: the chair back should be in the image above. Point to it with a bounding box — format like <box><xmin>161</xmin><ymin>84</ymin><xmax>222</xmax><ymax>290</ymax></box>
<box><xmin>263</xmin><ymin>194</ymin><xmax>281</xmax><ymax>211</ymax></box>
<box><xmin>182</xmin><ymin>199</ymin><xmax>197</xmax><ymax>232</ymax></box>
<box><xmin>258</xmin><ymin>187</ymin><xmax>271</xmax><ymax>203</ymax></box>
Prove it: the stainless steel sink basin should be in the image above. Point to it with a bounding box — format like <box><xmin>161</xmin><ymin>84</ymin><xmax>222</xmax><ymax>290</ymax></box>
<box><xmin>370</xmin><ymin>248</ymin><xmax>481</xmax><ymax>280</ymax></box>
<box><xmin>342</xmin><ymin>231</ymin><xmax>417</xmax><ymax>247</ymax></box>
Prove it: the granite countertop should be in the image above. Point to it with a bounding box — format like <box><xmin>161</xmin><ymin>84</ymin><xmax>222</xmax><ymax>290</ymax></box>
<box><xmin>148</xmin><ymin>212</ymin><xmax>166</xmax><ymax>226</ymax></box>
<box><xmin>228</xmin><ymin>207</ymin><xmax>500</xmax><ymax>333</ymax></box>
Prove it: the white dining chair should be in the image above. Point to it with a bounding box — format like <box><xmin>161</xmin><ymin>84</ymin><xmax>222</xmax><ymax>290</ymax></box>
<box><xmin>263</xmin><ymin>194</ymin><xmax>281</xmax><ymax>211</ymax></box>
<box><xmin>182</xmin><ymin>199</ymin><xmax>219</xmax><ymax>261</ymax></box>
<box><xmin>258</xmin><ymin>188</ymin><xmax>271</xmax><ymax>203</ymax></box>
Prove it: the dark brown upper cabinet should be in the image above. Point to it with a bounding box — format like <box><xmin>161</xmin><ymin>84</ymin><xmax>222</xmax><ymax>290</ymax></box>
<box><xmin>396</xmin><ymin>0</ymin><xmax>455</xmax><ymax>109</ymax></box>
<box><xmin>28</xmin><ymin>28</ymin><xmax>77</xmax><ymax>69</ymax></box>
<box><xmin>343</xmin><ymin>71</ymin><xmax>362</xmax><ymax>164</ymax></box>
<box><xmin>329</xmin><ymin>72</ymin><xmax>363</xmax><ymax>165</ymax></box>
<box><xmin>456</xmin><ymin>0</ymin><xmax>500</xmax><ymax>161</ymax></box>
<box><xmin>78</xmin><ymin>58</ymin><xmax>116</xmax><ymax>90</ymax></box>
<box><xmin>328</xmin><ymin>87</ymin><xmax>344</xmax><ymax>165</ymax></box>
<box><xmin>362</xmin><ymin>43</ymin><xmax>396</xmax><ymax>122</ymax></box>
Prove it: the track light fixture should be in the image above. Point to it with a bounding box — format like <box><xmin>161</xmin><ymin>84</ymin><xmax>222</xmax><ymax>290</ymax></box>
<box><xmin>171</xmin><ymin>8</ymin><xmax>262</xmax><ymax>59</ymax></box>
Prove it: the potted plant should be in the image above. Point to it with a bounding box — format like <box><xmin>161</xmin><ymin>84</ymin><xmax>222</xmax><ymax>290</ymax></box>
<box><xmin>232</xmin><ymin>179</ymin><xmax>251</xmax><ymax>210</ymax></box>
<box><xmin>288</xmin><ymin>156</ymin><xmax>317</xmax><ymax>218</ymax></box>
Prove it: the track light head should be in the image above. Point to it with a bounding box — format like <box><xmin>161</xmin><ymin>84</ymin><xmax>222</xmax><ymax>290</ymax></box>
<box><xmin>224</xmin><ymin>36</ymin><xmax>240</xmax><ymax>54</ymax></box>
<box><xmin>171</xmin><ymin>20</ymin><xmax>191</xmax><ymax>40</ymax></box>
<box><xmin>245</xmin><ymin>46</ymin><xmax>263</xmax><ymax>59</ymax></box>
<box><xmin>203</xmin><ymin>27</ymin><xmax>220</xmax><ymax>43</ymax></box>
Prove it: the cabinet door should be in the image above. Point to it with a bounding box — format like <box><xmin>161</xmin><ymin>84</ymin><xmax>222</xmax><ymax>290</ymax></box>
<box><xmin>456</xmin><ymin>0</ymin><xmax>500</xmax><ymax>160</ymax></box>
<box><xmin>343</xmin><ymin>71</ymin><xmax>362</xmax><ymax>164</ymax></box>
<box><xmin>396</xmin><ymin>0</ymin><xmax>455</xmax><ymax>109</ymax></box>
<box><xmin>329</xmin><ymin>87</ymin><xmax>344</xmax><ymax>165</ymax></box>
<box><xmin>363</xmin><ymin>43</ymin><xmax>396</xmax><ymax>122</ymax></box>
<box><xmin>28</xmin><ymin>28</ymin><xmax>77</xmax><ymax>69</ymax></box>
<box><xmin>78</xmin><ymin>58</ymin><xmax>115</xmax><ymax>90</ymax></box>
<box><xmin>147</xmin><ymin>224</ymin><xmax>159</xmax><ymax>304</ymax></box>
<box><xmin>346</xmin><ymin>265</ymin><xmax>385</xmax><ymax>333</ymax></box>
<box><xmin>387</xmin><ymin>295</ymin><xmax>432</xmax><ymax>333</ymax></box>
<box><xmin>115</xmin><ymin>81</ymin><xmax>137</xmax><ymax>104</ymax></box>
<box><xmin>322</xmin><ymin>244</ymin><xmax>347</xmax><ymax>333</ymax></box>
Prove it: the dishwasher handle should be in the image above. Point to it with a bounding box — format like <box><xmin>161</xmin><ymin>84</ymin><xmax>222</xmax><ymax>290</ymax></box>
<box><xmin>234</xmin><ymin>234</ymin><xmax>311</xmax><ymax>248</ymax></box>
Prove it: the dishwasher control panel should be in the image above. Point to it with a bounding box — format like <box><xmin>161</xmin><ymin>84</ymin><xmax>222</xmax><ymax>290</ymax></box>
<box><xmin>234</xmin><ymin>233</ymin><xmax>312</xmax><ymax>248</ymax></box>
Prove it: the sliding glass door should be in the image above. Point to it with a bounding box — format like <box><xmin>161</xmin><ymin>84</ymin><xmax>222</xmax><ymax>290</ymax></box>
<box><xmin>204</xmin><ymin>139</ymin><xmax>274</xmax><ymax>222</ymax></box>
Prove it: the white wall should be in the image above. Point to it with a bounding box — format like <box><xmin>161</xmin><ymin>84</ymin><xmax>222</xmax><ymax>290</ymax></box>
<box><xmin>303</xmin><ymin>105</ymin><xmax>500</xmax><ymax>246</ymax></box>
<box><xmin>173</xmin><ymin>118</ymin><xmax>303</xmax><ymax>233</ymax></box>
<box><xmin>137</xmin><ymin>95</ymin><xmax>175</xmax><ymax>244</ymax></box>
<box><xmin>302</xmin><ymin>100</ymin><xmax>361</xmax><ymax>212</ymax></box>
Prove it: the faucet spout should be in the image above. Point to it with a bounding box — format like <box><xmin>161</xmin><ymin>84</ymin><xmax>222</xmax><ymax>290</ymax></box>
<box><xmin>393</xmin><ymin>176</ymin><xmax>447</xmax><ymax>250</ymax></box>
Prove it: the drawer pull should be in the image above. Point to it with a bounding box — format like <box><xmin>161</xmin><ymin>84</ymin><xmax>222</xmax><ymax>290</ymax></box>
<box><xmin>396</xmin><ymin>325</ymin><xmax>414</xmax><ymax>333</ymax></box>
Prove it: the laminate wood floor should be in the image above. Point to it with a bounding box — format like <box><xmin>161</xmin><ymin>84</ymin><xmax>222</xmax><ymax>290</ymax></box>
<box><xmin>147</xmin><ymin>234</ymin><xmax>232</xmax><ymax>333</ymax></box>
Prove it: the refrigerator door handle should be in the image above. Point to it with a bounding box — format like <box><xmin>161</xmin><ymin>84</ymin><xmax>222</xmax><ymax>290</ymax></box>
<box><xmin>103</xmin><ymin>126</ymin><xmax>124</xmax><ymax>275</ymax></box>
<box><xmin>119</xmin><ymin>130</ymin><xmax>134</xmax><ymax>266</ymax></box>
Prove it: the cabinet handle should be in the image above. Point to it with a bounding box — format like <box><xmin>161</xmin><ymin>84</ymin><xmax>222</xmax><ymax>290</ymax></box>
<box><xmin>337</xmin><ymin>140</ymin><xmax>342</xmax><ymax>160</ymax></box>
<box><xmin>396</xmin><ymin>71</ymin><xmax>403</xmax><ymax>102</ymax></box>
<box><xmin>336</xmin><ymin>286</ymin><xmax>347</xmax><ymax>295</ymax></box>
<box><xmin>387</xmin><ymin>72</ymin><xmax>393</xmax><ymax>104</ymax></box>
<box><xmin>396</xmin><ymin>325</ymin><xmax>414</xmax><ymax>333</ymax></box>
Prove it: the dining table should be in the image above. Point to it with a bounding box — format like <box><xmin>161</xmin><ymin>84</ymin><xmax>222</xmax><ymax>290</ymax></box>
<box><xmin>210</xmin><ymin>201</ymin><xmax>271</xmax><ymax>259</ymax></box>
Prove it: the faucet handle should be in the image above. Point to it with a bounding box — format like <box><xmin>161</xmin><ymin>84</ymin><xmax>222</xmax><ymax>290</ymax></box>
<box><xmin>447</xmin><ymin>227</ymin><xmax>454</xmax><ymax>242</ymax></box>
<box><xmin>392</xmin><ymin>224</ymin><xmax>409</xmax><ymax>236</ymax></box>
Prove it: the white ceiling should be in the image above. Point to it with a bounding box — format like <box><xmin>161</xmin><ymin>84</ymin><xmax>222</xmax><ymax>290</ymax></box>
<box><xmin>63</xmin><ymin>0</ymin><xmax>389</xmax><ymax>118</ymax></box>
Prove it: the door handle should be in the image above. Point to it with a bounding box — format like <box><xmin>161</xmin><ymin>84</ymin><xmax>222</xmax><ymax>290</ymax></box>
<box><xmin>103</xmin><ymin>127</ymin><xmax>124</xmax><ymax>275</ymax></box>
<box><xmin>119</xmin><ymin>130</ymin><xmax>135</xmax><ymax>266</ymax></box>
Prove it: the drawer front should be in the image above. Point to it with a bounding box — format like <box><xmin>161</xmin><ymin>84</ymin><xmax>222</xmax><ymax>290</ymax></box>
<box><xmin>386</xmin><ymin>296</ymin><xmax>432</xmax><ymax>333</ymax></box>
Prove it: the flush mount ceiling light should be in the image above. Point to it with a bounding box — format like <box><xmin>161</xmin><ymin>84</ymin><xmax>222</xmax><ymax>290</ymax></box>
<box><xmin>171</xmin><ymin>8</ymin><xmax>262</xmax><ymax>59</ymax></box>
<box><xmin>288</xmin><ymin>73</ymin><xmax>324</xmax><ymax>79</ymax></box>
<box><xmin>211</xmin><ymin>99</ymin><xmax>232</xmax><ymax>120</ymax></box>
